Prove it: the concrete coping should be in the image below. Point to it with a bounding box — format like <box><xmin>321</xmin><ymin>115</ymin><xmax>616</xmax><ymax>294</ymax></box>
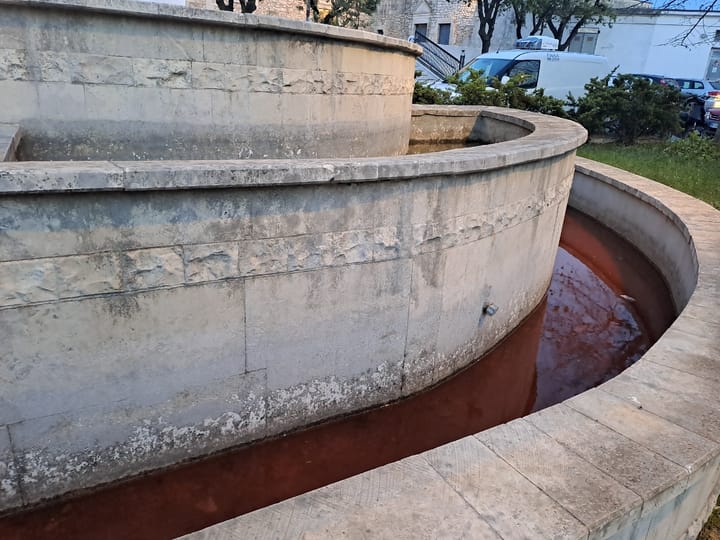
<box><xmin>0</xmin><ymin>124</ymin><xmax>20</xmax><ymax>162</ymax></box>
<box><xmin>182</xmin><ymin>158</ymin><xmax>720</xmax><ymax>539</ymax></box>
<box><xmin>0</xmin><ymin>107</ymin><xmax>585</xmax><ymax>194</ymax></box>
<box><xmin>0</xmin><ymin>0</ymin><xmax>422</xmax><ymax>56</ymax></box>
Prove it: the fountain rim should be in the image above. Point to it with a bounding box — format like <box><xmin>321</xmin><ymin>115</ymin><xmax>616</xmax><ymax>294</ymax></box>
<box><xmin>0</xmin><ymin>107</ymin><xmax>588</xmax><ymax>194</ymax></box>
<box><xmin>0</xmin><ymin>0</ymin><xmax>423</xmax><ymax>56</ymax></box>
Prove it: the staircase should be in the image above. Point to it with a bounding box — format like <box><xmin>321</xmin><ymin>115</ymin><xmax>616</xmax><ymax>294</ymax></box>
<box><xmin>414</xmin><ymin>31</ymin><xmax>462</xmax><ymax>80</ymax></box>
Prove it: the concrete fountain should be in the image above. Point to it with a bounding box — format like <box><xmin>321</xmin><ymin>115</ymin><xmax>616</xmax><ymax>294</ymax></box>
<box><xmin>0</xmin><ymin>0</ymin><xmax>719</xmax><ymax>537</ymax></box>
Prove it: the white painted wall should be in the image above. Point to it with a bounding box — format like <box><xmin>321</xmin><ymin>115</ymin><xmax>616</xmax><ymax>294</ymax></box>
<box><xmin>593</xmin><ymin>11</ymin><xmax>720</xmax><ymax>79</ymax></box>
<box><xmin>399</xmin><ymin>4</ymin><xmax>720</xmax><ymax>81</ymax></box>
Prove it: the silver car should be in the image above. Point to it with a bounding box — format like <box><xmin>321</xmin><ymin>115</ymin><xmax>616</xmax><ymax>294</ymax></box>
<box><xmin>676</xmin><ymin>77</ymin><xmax>720</xmax><ymax>99</ymax></box>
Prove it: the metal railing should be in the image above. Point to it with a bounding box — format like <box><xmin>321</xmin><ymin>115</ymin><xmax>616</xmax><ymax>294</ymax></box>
<box><xmin>414</xmin><ymin>31</ymin><xmax>462</xmax><ymax>80</ymax></box>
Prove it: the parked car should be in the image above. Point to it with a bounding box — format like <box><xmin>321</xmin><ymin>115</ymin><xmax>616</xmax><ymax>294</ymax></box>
<box><xmin>675</xmin><ymin>77</ymin><xmax>720</xmax><ymax>99</ymax></box>
<box><xmin>625</xmin><ymin>74</ymin><xmax>680</xmax><ymax>89</ymax></box>
<box><xmin>704</xmin><ymin>94</ymin><xmax>720</xmax><ymax>134</ymax></box>
<box><xmin>430</xmin><ymin>48</ymin><xmax>611</xmax><ymax>101</ymax></box>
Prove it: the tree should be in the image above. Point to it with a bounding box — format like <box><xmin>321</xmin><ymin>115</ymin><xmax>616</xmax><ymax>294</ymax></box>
<box><xmin>474</xmin><ymin>0</ymin><xmax>510</xmax><ymax>53</ymax></box>
<box><xmin>470</xmin><ymin>0</ymin><xmax>612</xmax><ymax>54</ymax></box>
<box><xmin>308</xmin><ymin>0</ymin><xmax>379</xmax><ymax>28</ymax></box>
<box><xmin>216</xmin><ymin>0</ymin><xmax>258</xmax><ymax>13</ymax></box>
<box><xmin>522</xmin><ymin>0</ymin><xmax>615</xmax><ymax>50</ymax></box>
<box><xmin>508</xmin><ymin>0</ymin><xmax>550</xmax><ymax>39</ymax></box>
<box><xmin>653</xmin><ymin>0</ymin><xmax>719</xmax><ymax>47</ymax></box>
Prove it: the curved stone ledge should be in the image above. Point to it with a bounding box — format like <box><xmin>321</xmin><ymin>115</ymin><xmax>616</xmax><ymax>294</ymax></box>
<box><xmin>0</xmin><ymin>107</ymin><xmax>583</xmax><ymax>193</ymax></box>
<box><xmin>0</xmin><ymin>0</ymin><xmax>420</xmax><ymax>160</ymax></box>
<box><xmin>182</xmin><ymin>159</ymin><xmax>720</xmax><ymax>539</ymax></box>
<box><xmin>0</xmin><ymin>107</ymin><xmax>583</xmax><ymax>513</ymax></box>
<box><xmin>0</xmin><ymin>0</ymin><xmax>420</xmax><ymax>55</ymax></box>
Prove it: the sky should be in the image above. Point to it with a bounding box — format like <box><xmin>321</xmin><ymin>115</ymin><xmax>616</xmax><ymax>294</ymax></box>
<box><xmin>649</xmin><ymin>0</ymin><xmax>718</xmax><ymax>10</ymax></box>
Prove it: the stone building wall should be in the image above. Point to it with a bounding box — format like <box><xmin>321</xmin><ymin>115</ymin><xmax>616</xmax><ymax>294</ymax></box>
<box><xmin>372</xmin><ymin>0</ymin><xmax>521</xmax><ymax>55</ymax></box>
<box><xmin>187</xmin><ymin>0</ymin><xmax>307</xmax><ymax>20</ymax></box>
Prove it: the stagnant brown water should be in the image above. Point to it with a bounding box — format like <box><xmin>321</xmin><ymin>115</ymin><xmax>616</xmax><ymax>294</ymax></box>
<box><xmin>0</xmin><ymin>208</ymin><xmax>675</xmax><ymax>540</ymax></box>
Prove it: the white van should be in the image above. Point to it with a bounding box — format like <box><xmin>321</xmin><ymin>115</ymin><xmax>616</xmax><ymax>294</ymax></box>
<box><xmin>437</xmin><ymin>49</ymin><xmax>611</xmax><ymax>101</ymax></box>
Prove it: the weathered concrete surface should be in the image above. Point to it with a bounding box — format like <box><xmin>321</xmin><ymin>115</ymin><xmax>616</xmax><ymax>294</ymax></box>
<box><xmin>0</xmin><ymin>107</ymin><xmax>584</xmax><ymax>512</ymax></box>
<box><xmin>0</xmin><ymin>124</ymin><xmax>20</xmax><ymax>162</ymax></box>
<box><xmin>0</xmin><ymin>0</ymin><xmax>420</xmax><ymax>160</ymax></box>
<box><xmin>182</xmin><ymin>159</ymin><xmax>720</xmax><ymax>540</ymax></box>
<box><xmin>410</xmin><ymin>106</ymin><xmax>532</xmax><ymax>146</ymax></box>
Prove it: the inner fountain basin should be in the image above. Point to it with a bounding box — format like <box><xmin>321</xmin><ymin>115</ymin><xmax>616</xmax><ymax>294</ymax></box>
<box><xmin>0</xmin><ymin>102</ymin><xmax>584</xmax><ymax>512</ymax></box>
<box><xmin>0</xmin><ymin>205</ymin><xmax>676</xmax><ymax>539</ymax></box>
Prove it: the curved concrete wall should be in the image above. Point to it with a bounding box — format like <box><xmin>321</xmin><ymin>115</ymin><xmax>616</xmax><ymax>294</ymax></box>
<box><xmin>0</xmin><ymin>107</ymin><xmax>584</xmax><ymax>512</ymax></box>
<box><xmin>188</xmin><ymin>158</ymin><xmax>720</xmax><ymax>540</ymax></box>
<box><xmin>0</xmin><ymin>0</ymin><xmax>419</xmax><ymax>160</ymax></box>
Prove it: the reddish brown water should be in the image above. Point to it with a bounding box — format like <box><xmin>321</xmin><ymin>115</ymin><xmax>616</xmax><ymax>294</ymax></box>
<box><xmin>0</xmin><ymin>207</ymin><xmax>675</xmax><ymax>540</ymax></box>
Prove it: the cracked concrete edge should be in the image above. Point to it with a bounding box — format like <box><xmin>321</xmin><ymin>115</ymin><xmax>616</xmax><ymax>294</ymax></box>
<box><xmin>0</xmin><ymin>0</ymin><xmax>423</xmax><ymax>56</ymax></box>
<box><xmin>0</xmin><ymin>107</ymin><xmax>587</xmax><ymax>193</ymax></box>
<box><xmin>0</xmin><ymin>124</ymin><xmax>20</xmax><ymax>162</ymax></box>
<box><xmin>180</xmin><ymin>159</ymin><xmax>720</xmax><ymax>540</ymax></box>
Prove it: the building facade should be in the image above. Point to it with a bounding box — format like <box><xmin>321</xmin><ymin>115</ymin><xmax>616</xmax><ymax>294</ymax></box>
<box><xmin>141</xmin><ymin>0</ymin><xmax>308</xmax><ymax>20</ymax></box>
<box><xmin>373</xmin><ymin>0</ymin><xmax>720</xmax><ymax>80</ymax></box>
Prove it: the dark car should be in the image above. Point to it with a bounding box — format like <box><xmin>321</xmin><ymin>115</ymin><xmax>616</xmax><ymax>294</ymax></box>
<box><xmin>626</xmin><ymin>74</ymin><xmax>680</xmax><ymax>89</ymax></box>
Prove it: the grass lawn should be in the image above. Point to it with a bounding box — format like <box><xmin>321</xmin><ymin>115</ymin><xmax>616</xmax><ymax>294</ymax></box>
<box><xmin>578</xmin><ymin>141</ymin><xmax>720</xmax><ymax>539</ymax></box>
<box><xmin>577</xmin><ymin>142</ymin><xmax>720</xmax><ymax>210</ymax></box>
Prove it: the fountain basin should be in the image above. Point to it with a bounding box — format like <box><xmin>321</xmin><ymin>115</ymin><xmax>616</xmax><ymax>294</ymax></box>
<box><xmin>0</xmin><ymin>105</ymin><xmax>585</xmax><ymax>513</ymax></box>
<box><xmin>185</xmin><ymin>158</ymin><xmax>720</xmax><ymax>540</ymax></box>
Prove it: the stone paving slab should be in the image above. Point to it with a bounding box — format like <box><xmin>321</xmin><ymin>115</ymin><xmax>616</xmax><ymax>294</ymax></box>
<box><xmin>181</xmin><ymin>456</ymin><xmax>503</xmax><ymax>540</ymax></box>
<box><xmin>526</xmin><ymin>404</ymin><xmax>688</xmax><ymax>516</ymax></box>
<box><xmin>601</xmin><ymin>362</ymin><xmax>720</xmax><ymax>444</ymax></box>
<box><xmin>423</xmin><ymin>436</ymin><xmax>589</xmax><ymax>539</ymax></box>
<box><xmin>476</xmin><ymin>419</ymin><xmax>642</xmax><ymax>537</ymax></box>
<box><xmin>566</xmin><ymin>389</ymin><xmax>718</xmax><ymax>473</ymax></box>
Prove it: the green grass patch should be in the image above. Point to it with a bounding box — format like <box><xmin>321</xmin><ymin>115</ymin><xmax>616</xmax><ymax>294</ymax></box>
<box><xmin>577</xmin><ymin>142</ymin><xmax>720</xmax><ymax>210</ymax></box>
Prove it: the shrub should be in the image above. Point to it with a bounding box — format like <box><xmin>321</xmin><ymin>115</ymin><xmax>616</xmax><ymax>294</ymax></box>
<box><xmin>412</xmin><ymin>81</ymin><xmax>452</xmax><ymax>104</ymax></box>
<box><xmin>448</xmin><ymin>70</ymin><xmax>505</xmax><ymax>106</ymax></box>
<box><xmin>569</xmin><ymin>74</ymin><xmax>682</xmax><ymax>145</ymax></box>
<box><xmin>665</xmin><ymin>131</ymin><xmax>720</xmax><ymax>161</ymax></box>
<box><xmin>454</xmin><ymin>72</ymin><xmax>567</xmax><ymax>116</ymax></box>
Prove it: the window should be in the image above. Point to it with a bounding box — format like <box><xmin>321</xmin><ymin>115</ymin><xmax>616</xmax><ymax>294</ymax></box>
<box><xmin>507</xmin><ymin>60</ymin><xmax>540</xmax><ymax>88</ymax></box>
<box><xmin>695</xmin><ymin>81</ymin><xmax>705</xmax><ymax>90</ymax></box>
<box><xmin>415</xmin><ymin>23</ymin><xmax>428</xmax><ymax>37</ymax></box>
<box><xmin>568</xmin><ymin>32</ymin><xmax>598</xmax><ymax>54</ymax></box>
<box><xmin>438</xmin><ymin>23</ymin><xmax>451</xmax><ymax>45</ymax></box>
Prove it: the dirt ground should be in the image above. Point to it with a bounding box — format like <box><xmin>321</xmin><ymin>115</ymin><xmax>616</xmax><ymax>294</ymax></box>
<box><xmin>698</xmin><ymin>497</ymin><xmax>720</xmax><ymax>540</ymax></box>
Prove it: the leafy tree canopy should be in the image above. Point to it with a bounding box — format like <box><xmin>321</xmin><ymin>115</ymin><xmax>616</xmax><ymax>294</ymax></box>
<box><xmin>526</xmin><ymin>0</ymin><xmax>615</xmax><ymax>50</ymax></box>
<box><xmin>308</xmin><ymin>0</ymin><xmax>379</xmax><ymax>28</ymax></box>
<box><xmin>215</xmin><ymin>0</ymin><xmax>258</xmax><ymax>13</ymax></box>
